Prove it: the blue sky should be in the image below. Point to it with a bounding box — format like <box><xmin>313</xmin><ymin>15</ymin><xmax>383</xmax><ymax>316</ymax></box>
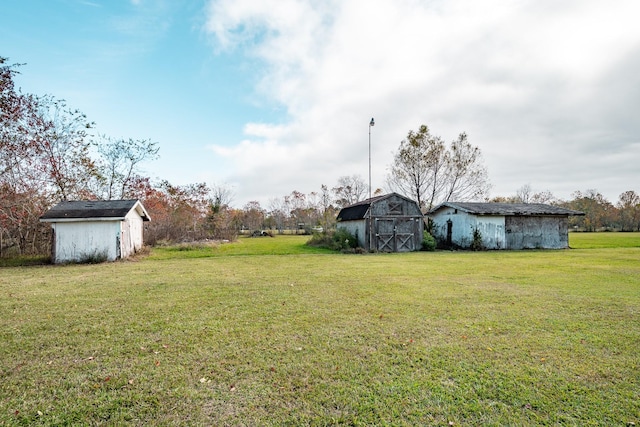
<box><xmin>2</xmin><ymin>0</ymin><xmax>640</xmax><ymax>207</ymax></box>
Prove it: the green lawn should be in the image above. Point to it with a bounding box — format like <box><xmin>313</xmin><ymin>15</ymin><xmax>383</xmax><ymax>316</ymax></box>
<box><xmin>1</xmin><ymin>234</ymin><xmax>639</xmax><ymax>425</ymax></box>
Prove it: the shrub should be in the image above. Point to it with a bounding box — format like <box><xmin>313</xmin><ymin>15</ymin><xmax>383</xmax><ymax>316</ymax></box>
<box><xmin>306</xmin><ymin>229</ymin><xmax>358</xmax><ymax>252</ymax></box>
<box><xmin>421</xmin><ymin>231</ymin><xmax>437</xmax><ymax>251</ymax></box>
<box><xmin>470</xmin><ymin>226</ymin><xmax>484</xmax><ymax>251</ymax></box>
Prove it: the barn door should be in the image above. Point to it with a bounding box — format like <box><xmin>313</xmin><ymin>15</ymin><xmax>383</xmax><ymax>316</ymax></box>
<box><xmin>374</xmin><ymin>218</ymin><xmax>417</xmax><ymax>252</ymax></box>
<box><xmin>375</xmin><ymin>219</ymin><xmax>395</xmax><ymax>252</ymax></box>
<box><xmin>394</xmin><ymin>218</ymin><xmax>416</xmax><ymax>252</ymax></box>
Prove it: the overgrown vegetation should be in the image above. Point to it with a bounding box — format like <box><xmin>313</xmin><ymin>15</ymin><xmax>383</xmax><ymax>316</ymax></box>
<box><xmin>306</xmin><ymin>228</ymin><xmax>359</xmax><ymax>252</ymax></box>
<box><xmin>421</xmin><ymin>231</ymin><xmax>436</xmax><ymax>251</ymax></box>
<box><xmin>74</xmin><ymin>250</ymin><xmax>109</xmax><ymax>264</ymax></box>
<box><xmin>1</xmin><ymin>234</ymin><xmax>638</xmax><ymax>425</ymax></box>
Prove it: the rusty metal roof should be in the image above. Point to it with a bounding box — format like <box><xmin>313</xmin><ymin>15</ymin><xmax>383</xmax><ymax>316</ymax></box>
<box><xmin>428</xmin><ymin>202</ymin><xmax>584</xmax><ymax>216</ymax></box>
<box><xmin>40</xmin><ymin>199</ymin><xmax>150</xmax><ymax>222</ymax></box>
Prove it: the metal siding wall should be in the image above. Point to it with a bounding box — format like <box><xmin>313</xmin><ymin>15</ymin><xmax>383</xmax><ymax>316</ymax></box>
<box><xmin>430</xmin><ymin>210</ymin><xmax>505</xmax><ymax>249</ymax></box>
<box><xmin>337</xmin><ymin>220</ymin><xmax>366</xmax><ymax>247</ymax></box>
<box><xmin>505</xmin><ymin>216</ymin><xmax>568</xmax><ymax>249</ymax></box>
<box><xmin>476</xmin><ymin>216</ymin><xmax>506</xmax><ymax>249</ymax></box>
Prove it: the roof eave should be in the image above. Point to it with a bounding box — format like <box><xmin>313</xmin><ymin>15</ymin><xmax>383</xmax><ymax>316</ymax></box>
<box><xmin>40</xmin><ymin>217</ymin><xmax>127</xmax><ymax>223</ymax></box>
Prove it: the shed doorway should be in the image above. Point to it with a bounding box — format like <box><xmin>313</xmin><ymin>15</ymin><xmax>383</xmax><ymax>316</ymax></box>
<box><xmin>374</xmin><ymin>218</ymin><xmax>418</xmax><ymax>252</ymax></box>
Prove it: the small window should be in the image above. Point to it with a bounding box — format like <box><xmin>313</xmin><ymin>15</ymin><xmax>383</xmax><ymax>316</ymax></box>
<box><xmin>389</xmin><ymin>202</ymin><xmax>402</xmax><ymax>215</ymax></box>
<box><xmin>454</xmin><ymin>209</ymin><xmax>458</xmax><ymax>214</ymax></box>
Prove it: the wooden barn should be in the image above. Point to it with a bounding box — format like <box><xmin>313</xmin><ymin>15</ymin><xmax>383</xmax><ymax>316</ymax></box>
<box><xmin>336</xmin><ymin>193</ymin><xmax>424</xmax><ymax>252</ymax></box>
<box><xmin>427</xmin><ymin>202</ymin><xmax>584</xmax><ymax>250</ymax></box>
<box><xmin>40</xmin><ymin>199</ymin><xmax>150</xmax><ymax>263</ymax></box>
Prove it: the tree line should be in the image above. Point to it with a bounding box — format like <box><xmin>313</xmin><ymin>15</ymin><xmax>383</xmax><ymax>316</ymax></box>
<box><xmin>2</xmin><ymin>57</ymin><xmax>638</xmax><ymax>257</ymax></box>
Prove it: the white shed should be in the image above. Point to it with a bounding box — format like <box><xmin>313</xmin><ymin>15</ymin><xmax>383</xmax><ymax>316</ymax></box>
<box><xmin>427</xmin><ymin>202</ymin><xmax>584</xmax><ymax>250</ymax></box>
<box><xmin>40</xmin><ymin>199</ymin><xmax>150</xmax><ymax>263</ymax></box>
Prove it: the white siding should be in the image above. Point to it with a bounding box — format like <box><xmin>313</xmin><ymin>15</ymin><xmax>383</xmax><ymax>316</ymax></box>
<box><xmin>52</xmin><ymin>221</ymin><xmax>120</xmax><ymax>263</ymax></box>
<box><xmin>122</xmin><ymin>209</ymin><xmax>145</xmax><ymax>258</ymax></box>
<box><xmin>431</xmin><ymin>207</ymin><xmax>506</xmax><ymax>249</ymax></box>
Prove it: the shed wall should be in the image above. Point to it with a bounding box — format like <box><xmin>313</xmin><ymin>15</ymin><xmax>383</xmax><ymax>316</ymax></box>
<box><xmin>505</xmin><ymin>216</ymin><xmax>569</xmax><ymax>249</ymax></box>
<box><xmin>122</xmin><ymin>210</ymin><xmax>145</xmax><ymax>257</ymax></box>
<box><xmin>337</xmin><ymin>218</ymin><xmax>367</xmax><ymax>248</ymax></box>
<box><xmin>51</xmin><ymin>221</ymin><xmax>120</xmax><ymax>263</ymax></box>
<box><xmin>430</xmin><ymin>208</ymin><xmax>506</xmax><ymax>249</ymax></box>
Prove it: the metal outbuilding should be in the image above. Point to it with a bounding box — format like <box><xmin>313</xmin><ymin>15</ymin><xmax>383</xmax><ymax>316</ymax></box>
<box><xmin>427</xmin><ymin>202</ymin><xmax>584</xmax><ymax>250</ymax></box>
<box><xmin>337</xmin><ymin>193</ymin><xmax>424</xmax><ymax>252</ymax></box>
<box><xmin>40</xmin><ymin>199</ymin><xmax>150</xmax><ymax>263</ymax></box>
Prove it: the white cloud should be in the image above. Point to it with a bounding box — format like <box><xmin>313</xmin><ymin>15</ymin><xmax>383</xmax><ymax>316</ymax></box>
<box><xmin>204</xmin><ymin>0</ymin><xmax>640</xmax><ymax>206</ymax></box>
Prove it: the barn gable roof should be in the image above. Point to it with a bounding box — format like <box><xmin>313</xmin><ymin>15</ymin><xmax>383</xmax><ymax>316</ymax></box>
<box><xmin>40</xmin><ymin>199</ymin><xmax>151</xmax><ymax>222</ymax></box>
<box><xmin>337</xmin><ymin>192</ymin><xmax>421</xmax><ymax>221</ymax></box>
<box><xmin>428</xmin><ymin>202</ymin><xmax>584</xmax><ymax>216</ymax></box>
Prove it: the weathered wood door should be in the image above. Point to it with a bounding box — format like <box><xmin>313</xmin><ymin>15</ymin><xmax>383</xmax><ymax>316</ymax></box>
<box><xmin>374</xmin><ymin>218</ymin><xmax>417</xmax><ymax>252</ymax></box>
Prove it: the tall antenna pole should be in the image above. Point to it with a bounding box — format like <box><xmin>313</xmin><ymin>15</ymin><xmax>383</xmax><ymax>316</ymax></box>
<box><xmin>368</xmin><ymin>117</ymin><xmax>375</xmax><ymax>251</ymax></box>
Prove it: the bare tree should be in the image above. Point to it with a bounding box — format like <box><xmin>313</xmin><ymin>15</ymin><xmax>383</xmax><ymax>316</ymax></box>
<box><xmin>94</xmin><ymin>135</ymin><xmax>159</xmax><ymax>200</ymax></box>
<box><xmin>332</xmin><ymin>175</ymin><xmax>367</xmax><ymax>208</ymax></box>
<box><xmin>516</xmin><ymin>184</ymin><xmax>533</xmax><ymax>203</ymax></box>
<box><xmin>441</xmin><ymin>132</ymin><xmax>490</xmax><ymax>203</ymax></box>
<box><xmin>387</xmin><ymin>124</ymin><xmax>489</xmax><ymax>211</ymax></box>
<box><xmin>386</xmin><ymin>125</ymin><xmax>445</xmax><ymax>210</ymax></box>
<box><xmin>530</xmin><ymin>190</ymin><xmax>556</xmax><ymax>204</ymax></box>
<box><xmin>210</xmin><ymin>182</ymin><xmax>234</xmax><ymax>210</ymax></box>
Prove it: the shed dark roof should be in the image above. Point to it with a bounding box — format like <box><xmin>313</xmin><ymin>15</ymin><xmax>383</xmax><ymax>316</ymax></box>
<box><xmin>40</xmin><ymin>199</ymin><xmax>150</xmax><ymax>222</ymax></box>
<box><xmin>337</xmin><ymin>193</ymin><xmax>420</xmax><ymax>221</ymax></box>
<box><xmin>428</xmin><ymin>202</ymin><xmax>584</xmax><ymax>216</ymax></box>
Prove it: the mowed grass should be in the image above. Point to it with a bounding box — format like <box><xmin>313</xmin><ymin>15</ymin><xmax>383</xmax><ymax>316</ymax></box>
<box><xmin>1</xmin><ymin>234</ymin><xmax>639</xmax><ymax>425</ymax></box>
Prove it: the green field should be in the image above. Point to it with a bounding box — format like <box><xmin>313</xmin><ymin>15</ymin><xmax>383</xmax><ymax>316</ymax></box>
<box><xmin>1</xmin><ymin>233</ymin><xmax>639</xmax><ymax>425</ymax></box>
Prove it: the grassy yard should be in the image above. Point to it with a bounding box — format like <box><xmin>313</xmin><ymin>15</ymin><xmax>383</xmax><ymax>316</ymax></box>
<box><xmin>1</xmin><ymin>234</ymin><xmax>639</xmax><ymax>425</ymax></box>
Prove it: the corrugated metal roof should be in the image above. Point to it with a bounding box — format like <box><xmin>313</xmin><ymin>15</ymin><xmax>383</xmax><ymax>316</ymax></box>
<box><xmin>428</xmin><ymin>202</ymin><xmax>584</xmax><ymax>216</ymax></box>
<box><xmin>40</xmin><ymin>199</ymin><xmax>150</xmax><ymax>221</ymax></box>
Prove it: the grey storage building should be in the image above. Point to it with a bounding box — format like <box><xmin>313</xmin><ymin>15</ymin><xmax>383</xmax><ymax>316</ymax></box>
<box><xmin>427</xmin><ymin>202</ymin><xmax>584</xmax><ymax>249</ymax></box>
<box><xmin>337</xmin><ymin>193</ymin><xmax>424</xmax><ymax>252</ymax></box>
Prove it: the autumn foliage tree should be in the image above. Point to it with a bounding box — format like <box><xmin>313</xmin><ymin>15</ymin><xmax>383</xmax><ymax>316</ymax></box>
<box><xmin>616</xmin><ymin>190</ymin><xmax>640</xmax><ymax>231</ymax></box>
<box><xmin>564</xmin><ymin>190</ymin><xmax>617</xmax><ymax>231</ymax></box>
<box><xmin>0</xmin><ymin>58</ymin><xmax>54</xmax><ymax>255</ymax></box>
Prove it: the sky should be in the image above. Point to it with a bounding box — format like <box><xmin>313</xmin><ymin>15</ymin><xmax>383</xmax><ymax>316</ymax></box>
<box><xmin>2</xmin><ymin>0</ymin><xmax>639</xmax><ymax>208</ymax></box>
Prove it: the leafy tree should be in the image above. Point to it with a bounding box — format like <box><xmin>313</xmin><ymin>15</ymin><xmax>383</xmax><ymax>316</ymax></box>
<box><xmin>127</xmin><ymin>178</ymin><xmax>213</xmax><ymax>244</ymax></box>
<box><xmin>387</xmin><ymin>124</ymin><xmax>489</xmax><ymax>211</ymax></box>
<box><xmin>617</xmin><ymin>190</ymin><xmax>640</xmax><ymax>231</ymax></box>
<box><xmin>0</xmin><ymin>58</ymin><xmax>54</xmax><ymax>255</ymax></box>
<box><xmin>242</xmin><ymin>201</ymin><xmax>265</xmax><ymax>231</ymax></box>
<box><xmin>1</xmin><ymin>58</ymin><xmax>41</xmax><ymax>194</ymax></box>
<box><xmin>565</xmin><ymin>190</ymin><xmax>616</xmax><ymax>231</ymax></box>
